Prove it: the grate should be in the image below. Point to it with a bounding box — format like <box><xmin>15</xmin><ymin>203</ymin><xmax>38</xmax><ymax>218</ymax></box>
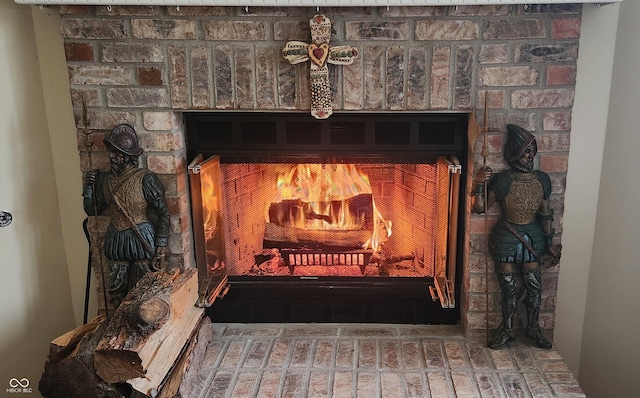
<box><xmin>281</xmin><ymin>249</ymin><xmax>372</xmax><ymax>266</ymax></box>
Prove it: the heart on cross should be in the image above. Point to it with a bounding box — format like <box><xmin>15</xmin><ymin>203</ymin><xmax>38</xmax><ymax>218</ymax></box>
<box><xmin>308</xmin><ymin>43</ymin><xmax>329</xmax><ymax>67</ymax></box>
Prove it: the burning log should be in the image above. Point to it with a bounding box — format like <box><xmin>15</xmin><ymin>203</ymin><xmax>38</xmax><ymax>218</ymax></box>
<box><xmin>94</xmin><ymin>268</ymin><xmax>204</xmax><ymax>396</ymax></box>
<box><xmin>268</xmin><ymin>195</ymin><xmax>375</xmax><ymax>230</ymax></box>
<box><xmin>263</xmin><ymin>222</ymin><xmax>371</xmax><ymax>250</ymax></box>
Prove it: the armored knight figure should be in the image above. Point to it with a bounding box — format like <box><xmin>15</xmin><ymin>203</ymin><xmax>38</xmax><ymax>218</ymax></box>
<box><xmin>83</xmin><ymin>124</ymin><xmax>170</xmax><ymax>308</ymax></box>
<box><xmin>473</xmin><ymin>124</ymin><xmax>560</xmax><ymax>350</ymax></box>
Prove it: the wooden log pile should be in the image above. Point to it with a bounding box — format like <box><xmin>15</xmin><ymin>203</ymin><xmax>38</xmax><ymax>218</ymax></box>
<box><xmin>39</xmin><ymin>268</ymin><xmax>212</xmax><ymax>398</ymax></box>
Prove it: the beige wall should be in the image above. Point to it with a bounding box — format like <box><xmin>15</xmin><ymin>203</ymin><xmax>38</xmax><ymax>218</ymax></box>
<box><xmin>577</xmin><ymin>0</ymin><xmax>640</xmax><ymax>395</ymax></box>
<box><xmin>0</xmin><ymin>0</ymin><xmax>79</xmax><ymax>389</ymax></box>
<box><xmin>554</xmin><ymin>2</ymin><xmax>619</xmax><ymax>375</ymax></box>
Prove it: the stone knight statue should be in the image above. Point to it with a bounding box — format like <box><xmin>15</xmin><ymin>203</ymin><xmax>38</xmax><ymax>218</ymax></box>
<box><xmin>472</xmin><ymin>124</ymin><xmax>561</xmax><ymax>349</ymax></box>
<box><xmin>83</xmin><ymin>124</ymin><xmax>170</xmax><ymax>308</ymax></box>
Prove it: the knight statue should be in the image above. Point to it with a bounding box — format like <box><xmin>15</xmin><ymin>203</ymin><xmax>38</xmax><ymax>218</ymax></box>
<box><xmin>83</xmin><ymin>124</ymin><xmax>170</xmax><ymax>308</ymax></box>
<box><xmin>472</xmin><ymin>124</ymin><xmax>561</xmax><ymax>350</ymax></box>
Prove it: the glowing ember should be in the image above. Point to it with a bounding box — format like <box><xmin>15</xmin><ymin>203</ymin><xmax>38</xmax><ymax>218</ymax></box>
<box><xmin>268</xmin><ymin>164</ymin><xmax>391</xmax><ymax>250</ymax></box>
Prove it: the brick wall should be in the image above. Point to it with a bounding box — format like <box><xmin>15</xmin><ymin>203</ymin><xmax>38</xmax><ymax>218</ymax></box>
<box><xmin>61</xmin><ymin>4</ymin><xmax>579</xmax><ymax>340</ymax></box>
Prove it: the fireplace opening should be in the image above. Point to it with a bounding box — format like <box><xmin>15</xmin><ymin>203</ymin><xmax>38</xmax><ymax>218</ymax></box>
<box><xmin>185</xmin><ymin>112</ymin><xmax>468</xmax><ymax>324</ymax></box>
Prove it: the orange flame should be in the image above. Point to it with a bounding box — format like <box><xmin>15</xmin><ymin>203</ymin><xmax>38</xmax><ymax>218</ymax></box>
<box><xmin>269</xmin><ymin>164</ymin><xmax>391</xmax><ymax>250</ymax></box>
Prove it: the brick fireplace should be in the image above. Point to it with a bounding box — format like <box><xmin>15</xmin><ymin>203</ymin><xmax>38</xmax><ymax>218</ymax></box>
<box><xmin>62</xmin><ymin>4</ymin><xmax>577</xmax><ymax>341</ymax></box>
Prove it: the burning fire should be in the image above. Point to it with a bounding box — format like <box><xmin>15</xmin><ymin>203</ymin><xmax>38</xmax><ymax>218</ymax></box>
<box><xmin>268</xmin><ymin>164</ymin><xmax>391</xmax><ymax>250</ymax></box>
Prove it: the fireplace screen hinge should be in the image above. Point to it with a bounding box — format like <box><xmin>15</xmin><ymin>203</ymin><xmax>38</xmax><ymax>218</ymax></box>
<box><xmin>430</xmin><ymin>277</ymin><xmax>455</xmax><ymax>309</ymax></box>
<box><xmin>448</xmin><ymin>162</ymin><xmax>462</xmax><ymax>174</ymax></box>
<box><xmin>188</xmin><ymin>164</ymin><xmax>202</xmax><ymax>174</ymax></box>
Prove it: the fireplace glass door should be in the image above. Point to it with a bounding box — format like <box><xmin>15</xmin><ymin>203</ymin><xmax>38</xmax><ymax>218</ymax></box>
<box><xmin>186</xmin><ymin>113</ymin><xmax>466</xmax><ymax>315</ymax></box>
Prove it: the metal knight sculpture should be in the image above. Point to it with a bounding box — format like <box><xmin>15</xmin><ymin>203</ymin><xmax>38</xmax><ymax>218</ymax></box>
<box><xmin>473</xmin><ymin>124</ymin><xmax>561</xmax><ymax>349</ymax></box>
<box><xmin>83</xmin><ymin>124</ymin><xmax>170</xmax><ymax>308</ymax></box>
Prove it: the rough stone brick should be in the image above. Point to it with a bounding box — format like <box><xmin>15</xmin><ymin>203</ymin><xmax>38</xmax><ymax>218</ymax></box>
<box><xmin>543</xmin><ymin>112</ymin><xmax>572</xmax><ymax>131</ymax></box>
<box><xmin>147</xmin><ymin>154</ymin><xmax>180</xmax><ymax>175</ymax></box>
<box><xmin>191</xmin><ymin>46</ymin><xmax>211</xmax><ymax>109</ymax></box>
<box><xmin>427</xmin><ymin>372</ymin><xmax>453</xmax><ymax>396</ymax></box>
<box><xmin>515</xmin><ymin>42</ymin><xmax>579</xmax><ymax>63</ymax></box>
<box><xmin>64</xmin><ymin>42</ymin><xmax>94</xmax><ymax>62</ymax></box>
<box><xmin>381</xmin><ymin>6</ymin><xmax>446</xmax><ymax>17</ymax></box>
<box><xmin>132</xmin><ymin>19</ymin><xmax>196</xmax><ymax>40</ymax></box>
<box><xmin>364</xmin><ymin>45</ymin><xmax>385</xmax><ymax>109</ymax></box>
<box><xmin>540</xmin><ymin>154</ymin><xmax>569</xmax><ymax>173</ymax></box>
<box><xmin>483</xmin><ymin>19</ymin><xmax>545</xmax><ymax>40</ymax></box>
<box><xmin>274</xmin><ymin>20</ymin><xmax>310</xmax><ymax>41</ymax></box>
<box><xmin>523</xmin><ymin>4</ymin><xmax>581</xmax><ymax>14</ymax></box>
<box><xmin>455</xmin><ymin>46</ymin><xmax>474</xmax><ymax>109</ymax></box>
<box><xmin>552</xmin><ymin>18</ymin><xmax>581</xmax><ymax>39</ymax></box>
<box><xmin>214</xmin><ymin>45</ymin><xmax>234</xmax><ymax>109</ymax></box>
<box><xmin>203</xmin><ymin>21</ymin><xmax>267</xmax><ymax>41</ymax></box>
<box><xmin>466</xmin><ymin>293</ymin><xmax>493</xmax><ymax>312</ymax></box>
<box><xmin>356</xmin><ymin>372</ymin><xmax>377</xmax><ymax>397</ymax></box>
<box><xmin>333</xmin><ymin>372</ymin><xmax>354</xmax><ymax>397</ymax></box>
<box><xmin>255</xmin><ymin>47</ymin><xmax>277</xmax><ymax>109</ymax></box>
<box><xmin>536</xmin><ymin>132</ymin><xmax>571</xmax><ymax>153</ymax></box>
<box><xmin>343</xmin><ymin>58</ymin><xmax>364</xmax><ymax>110</ymax></box>
<box><xmin>69</xmin><ymin>65</ymin><xmax>133</xmax><ymax>85</ymax></box>
<box><xmin>407</xmin><ymin>46</ymin><xmax>427</xmax><ymax>110</ymax></box>
<box><xmin>102</xmin><ymin>43</ymin><xmax>165</xmax><ymax>63</ymax></box>
<box><xmin>138</xmin><ymin>67</ymin><xmax>163</xmax><ymax>86</ymax></box>
<box><xmin>61</xmin><ymin>18</ymin><xmax>128</xmax><ymax>39</ymax></box>
<box><xmin>142</xmin><ymin>111</ymin><xmax>174</xmax><ymax>131</ymax></box>
<box><xmin>59</xmin><ymin>6</ymin><xmax>90</xmax><ymax>15</ymax></box>
<box><xmin>239</xmin><ymin>7</ymin><xmax>306</xmax><ymax>17</ymax></box>
<box><xmin>451</xmin><ymin>372</ymin><xmax>477</xmax><ymax>398</ymax></box>
<box><xmin>235</xmin><ymin>46</ymin><xmax>256</xmax><ymax>109</ymax></box>
<box><xmin>430</xmin><ymin>46</ymin><xmax>451</xmax><ymax>109</ymax></box>
<box><xmin>477</xmin><ymin>90</ymin><xmax>505</xmax><ymax>110</ymax></box>
<box><xmin>511</xmin><ymin>89</ymin><xmax>574</xmax><ymax>109</ymax></box>
<box><xmin>95</xmin><ymin>6</ymin><xmax>158</xmax><ymax>15</ymax></box>
<box><xmin>166</xmin><ymin>6</ymin><xmax>231</xmax><ymax>16</ymax></box>
<box><xmin>169</xmin><ymin>46</ymin><xmax>190</xmax><ymax>109</ymax></box>
<box><xmin>451</xmin><ymin>5</ymin><xmax>511</xmax><ymax>16</ymax></box>
<box><xmin>298</xmin><ymin>63</ymin><xmax>311</xmax><ymax>111</ymax></box>
<box><xmin>346</xmin><ymin>21</ymin><xmax>408</xmax><ymax>41</ymax></box>
<box><xmin>139</xmin><ymin>132</ymin><xmax>182</xmax><ymax>152</ymax></box>
<box><xmin>478</xmin><ymin>66</ymin><xmax>539</xmax><ymax>87</ymax></box>
<box><xmin>415</xmin><ymin>20</ymin><xmax>479</xmax><ymax>41</ymax></box>
<box><xmin>70</xmin><ymin>88</ymin><xmax>100</xmax><ymax>107</ymax></box>
<box><xmin>277</xmin><ymin>62</ymin><xmax>296</xmax><ymax>110</ymax></box>
<box><xmin>386</xmin><ymin>47</ymin><xmax>405</xmax><ymax>110</ymax></box>
<box><xmin>106</xmin><ymin>87</ymin><xmax>169</xmax><ymax>108</ymax></box>
<box><xmin>77</xmin><ymin>111</ymin><xmax>135</xmax><ymax>130</ymax></box>
<box><xmin>546</xmin><ymin>65</ymin><xmax>576</xmax><ymax>86</ymax></box>
<box><xmin>479</xmin><ymin>44</ymin><xmax>508</xmax><ymax>64</ymax></box>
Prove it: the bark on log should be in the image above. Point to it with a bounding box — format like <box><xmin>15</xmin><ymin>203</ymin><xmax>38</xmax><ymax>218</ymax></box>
<box><xmin>94</xmin><ymin>268</ymin><xmax>204</xmax><ymax>397</ymax></box>
<box><xmin>39</xmin><ymin>315</ymin><xmax>121</xmax><ymax>398</ymax></box>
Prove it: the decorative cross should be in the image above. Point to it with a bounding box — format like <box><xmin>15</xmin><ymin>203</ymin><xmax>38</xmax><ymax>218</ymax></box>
<box><xmin>282</xmin><ymin>15</ymin><xmax>358</xmax><ymax>119</ymax></box>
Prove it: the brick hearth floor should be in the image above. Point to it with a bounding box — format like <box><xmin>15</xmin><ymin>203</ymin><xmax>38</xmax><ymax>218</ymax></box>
<box><xmin>191</xmin><ymin>323</ymin><xmax>584</xmax><ymax>397</ymax></box>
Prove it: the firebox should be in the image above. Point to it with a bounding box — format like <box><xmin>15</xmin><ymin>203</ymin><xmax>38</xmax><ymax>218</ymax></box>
<box><xmin>185</xmin><ymin>112</ymin><xmax>468</xmax><ymax>324</ymax></box>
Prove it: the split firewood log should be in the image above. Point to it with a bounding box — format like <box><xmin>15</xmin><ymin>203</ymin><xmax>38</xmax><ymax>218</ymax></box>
<box><xmin>94</xmin><ymin>268</ymin><xmax>204</xmax><ymax>397</ymax></box>
<box><xmin>39</xmin><ymin>314</ymin><xmax>121</xmax><ymax>398</ymax></box>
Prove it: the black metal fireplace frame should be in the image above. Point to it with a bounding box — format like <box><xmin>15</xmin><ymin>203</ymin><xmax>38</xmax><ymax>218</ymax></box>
<box><xmin>184</xmin><ymin>112</ymin><xmax>469</xmax><ymax>324</ymax></box>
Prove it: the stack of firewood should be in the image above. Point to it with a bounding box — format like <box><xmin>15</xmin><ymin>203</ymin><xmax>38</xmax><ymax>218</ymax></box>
<box><xmin>39</xmin><ymin>268</ymin><xmax>212</xmax><ymax>398</ymax></box>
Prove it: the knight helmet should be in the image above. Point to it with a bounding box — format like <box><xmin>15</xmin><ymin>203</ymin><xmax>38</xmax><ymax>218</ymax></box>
<box><xmin>104</xmin><ymin>124</ymin><xmax>143</xmax><ymax>156</ymax></box>
<box><xmin>504</xmin><ymin>124</ymin><xmax>537</xmax><ymax>163</ymax></box>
